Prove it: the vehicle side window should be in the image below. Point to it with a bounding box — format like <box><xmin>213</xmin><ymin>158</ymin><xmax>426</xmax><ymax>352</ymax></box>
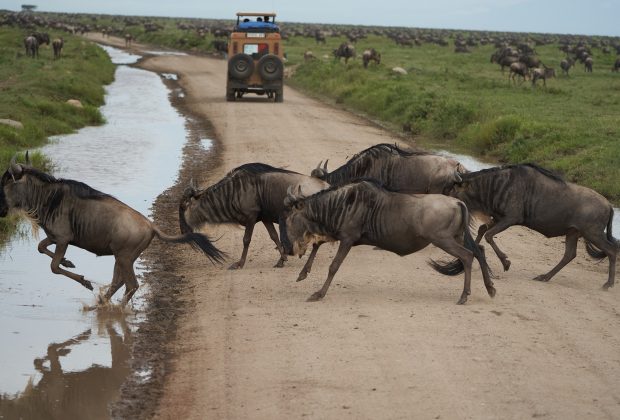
<box><xmin>243</xmin><ymin>43</ymin><xmax>269</xmax><ymax>59</ymax></box>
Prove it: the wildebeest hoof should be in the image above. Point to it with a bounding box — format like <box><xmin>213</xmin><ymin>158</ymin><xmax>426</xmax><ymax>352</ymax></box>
<box><xmin>307</xmin><ymin>291</ymin><xmax>324</xmax><ymax>302</ymax></box>
<box><xmin>457</xmin><ymin>295</ymin><xmax>468</xmax><ymax>305</ymax></box>
<box><xmin>487</xmin><ymin>286</ymin><xmax>496</xmax><ymax>298</ymax></box>
<box><xmin>273</xmin><ymin>260</ymin><xmax>285</xmax><ymax>268</ymax></box>
<box><xmin>80</xmin><ymin>278</ymin><xmax>94</xmax><ymax>291</ymax></box>
<box><xmin>228</xmin><ymin>262</ymin><xmax>243</xmax><ymax>270</ymax></box>
<box><xmin>602</xmin><ymin>282</ymin><xmax>614</xmax><ymax>290</ymax></box>
<box><xmin>61</xmin><ymin>258</ymin><xmax>75</xmax><ymax>268</ymax></box>
<box><xmin>533</xmin><ymin>275</ymin><xmax>550</xmax><ymax>282</ymax></box>
<box><xmin>296</xmin><ymin>271</ymin><xmax>308</xmax><ymax>282</ymax></box>
<box><xmin>502</xmin><ymin>260</ymin><xmax>511</xmax><ymax>271</ymax></box>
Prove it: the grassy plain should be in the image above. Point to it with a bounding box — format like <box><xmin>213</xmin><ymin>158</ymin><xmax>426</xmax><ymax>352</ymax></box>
<box><xmin>0</xmin><ymin>26</ymin><xmax>115</xmax><ymax>236</ymax></box>
<box><xmin>284</xmin><ymin>35</ymin><xmax>620</xmax><ymax>202</ymax></box>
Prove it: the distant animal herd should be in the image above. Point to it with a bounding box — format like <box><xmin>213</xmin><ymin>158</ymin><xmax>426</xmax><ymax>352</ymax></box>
<box><xmin>1</xmin><ymin>144</ymin><xmax>617</xmax><ymax>307</ymax></box>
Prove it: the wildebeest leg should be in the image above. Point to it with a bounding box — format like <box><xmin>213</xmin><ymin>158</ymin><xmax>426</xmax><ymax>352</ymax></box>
<box><xmin>434</xmin><ymin>239</ymin><xmax>474</xmax><ymax>304</ymax></box>
<box><xmin>533</xmin><ymin>230</ymin><xmax>579</xmax><ymax>282</ymax></box>
<box><xmin>584</xmin><ymin>233</ymin><xmax>617</xmax><ymax>290</ymax></box>
<box><xmin>263</xmin><ymin>221</ymin><xmax>287</xmax><ymax>268</ymax></box>
<box><xmin>229</xmin><ymin>222</ymin><xmax>255</xmax><ymax>270</ymax></box>
<box><xmin>50</xmin><ymin>242</ymin><xmax>93</xmax><ymax>290</ymax></box>
<box><xmin>99</xmin><ymin>261</ymin><xmax>124</xmax><ymax>305</ymax></box>
<box><xmin>37</xmin><ymin>237</ymin><xmax>75</xmax><ymax>268</ymax></box>
<box><xmin>483</xmin><ymin>220</ymin><xmax>513</xmax><ymax>271</ymax></box>
<box><xmin>121</xmin><ymin>263</ymin><xmax>139</xmax><ymax>307</ymax></box>
<box><xmin>308</xmin><ymin>241</ymin><xmax>352</xmax><ymax>302</ymax></box>
<box><xmin>474</xmin><ymin>222</ymin><xmax>492</xmax><ymax>244</ymax></box>
<box><xmin>297</xmin><ymin>242</ymin><xmax>323</xmax><ymax>282</ymax></box>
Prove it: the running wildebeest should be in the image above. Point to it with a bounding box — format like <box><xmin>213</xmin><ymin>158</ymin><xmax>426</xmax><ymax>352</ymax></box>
<box><xmin>52</xmin><ymin>37</ymin><xmax>63</xmax><ymax>59</ymax></box>
<box><xmin>23</xmin><ymin>35</ymin><xmax>38</xmax><ymax>58</ymax></box>
<box><xmin>0</xmin><ymin>155</ymin><xmax>225</xmax><ymax>306</ymax></box>
<box><xmin>311</xmin><ymin>143</ymin><xmax>467</xmax><ymax>194</ymax></box>
<box><xmin>509</xmin><ymin>62</ymin><xmax>529</xmax><ymax>84</ymax></box>
<box><xmin>179</xmin><ymin>163</ymin><xmax>329</xmax><ymax>270</ymax></box>
<box><xmin>531</xmin><ymin>66</ymin><xmax>555</xmax><ymax>86</ymax></box>
<box><xmin>362</xmin><ymin>48</ymin><xmax>381</xmax><ymax>68</ymax></box>
<box><xmin>333</xmin><ymin>42</ymin><xmax>355</xmax><ymax>64</ymax></box>
<box><xmin>447</xmin><ymin>164</ymin><xmax>618</xmax><ymax>288</ymax></box>
<box><xmin>281</xmin><ymin>179</ymin><xmax>496</xmax><ymax>304</ymax></box>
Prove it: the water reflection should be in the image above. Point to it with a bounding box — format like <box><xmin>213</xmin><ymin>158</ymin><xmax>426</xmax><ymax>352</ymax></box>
<box><xmin>0</xmin><ymin>43</ymin><xmax>188</xmax><ymax>414</ymax></box>
<box><xmin>0</xmin><ymin>312</ymin><xmax>132</xmax><ymax>420</ymax></box>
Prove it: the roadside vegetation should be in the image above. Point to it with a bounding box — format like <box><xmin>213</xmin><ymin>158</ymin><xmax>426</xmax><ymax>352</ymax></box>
<box><xmin>0</xmin><ymin>26</ymin><xmax>115</xmax><ymax>238</ymax></box>
<box><xmin>284</xmin><ymin>35</ymin><xmax>620</xmax><ymax>203</ymax></box>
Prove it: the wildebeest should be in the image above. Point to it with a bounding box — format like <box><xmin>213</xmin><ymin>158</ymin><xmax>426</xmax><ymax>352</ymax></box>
<box><xmin>333</xmin><ymin>42</ymin><xmax>355</xmax><ymax>64</ymax></box>
<box><xmin>560</xmin><ymin>57</ymin><xmax>574</xmax><ymax>75</ymax></box>
<box><xmin>447</xmin><ymin>164</ymin><xmax>618</xmax><ymax>288</ymax></box>
<box><xmin>584</xmin><ymin>56</ymin><xmax>593</xmax><ymax>72</ymax></box>
<box><xmin>362</xmin><ymin>48</ymin><xmax>381</xmax><ymax>68</ymax></box>
<box><xmin>0</xmin><ymin>156</ymin><xmax>225</xmax><ymax>306</ymax></box>
<box><xmin>281</xmin><ymin>180</ymin><xmax>495</xmax><ymax>304</ymax></box>
<box><xmin>509</xmin><ymin>62</ymin><xmax>529</xmax><ymax>84</ymax></box>
<box><xmin>179</xmin><ymin>163</ymin><xmax>329</xmax><ymax>269</ymax></box>
<box><xmin>124</xmin><ymin>33</ymin><xmax>133</xmax><ymax>47</ymax></box>
<box><xmin>612</xmin><ymin>58</ymin><xmax>620</xmax><ymax>72</ymax></box>
<box><xmin>531</xmin><ymin>66</ymin><xmax>555</xmax><ymax>86</ymax></box>
<box><xmin>52</xmin><ymin>37</ymin><xmax>63</xmax><ymax>59</ymax></box>
<box><xmin>303</xmin><ymin>50</ymin><xmax>316</xmax><ymax>61</ymax></box>
<box><xmin>310</xmin><ymin>143</ymin><xmax>467</xmax><ymax>194</ymax></box>
<box><xmin>23</xmin><ymin>35</ymin><xmax>38</xmax><ymax>58</ymax></box>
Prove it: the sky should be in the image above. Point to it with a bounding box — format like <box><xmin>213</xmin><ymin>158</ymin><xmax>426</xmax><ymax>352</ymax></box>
<box><xmin>3</xmin><ymin>0</ymin><xmax>619</xmax><ymax>37</ymax></box>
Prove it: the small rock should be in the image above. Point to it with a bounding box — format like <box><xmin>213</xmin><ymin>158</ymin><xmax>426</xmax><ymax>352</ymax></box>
<box><xmin>66</xmin><ymin>99</ymin><xmax>83</xmax><ymax>108</ymax></box>
<box><xmin>392</xmin><ymin>67</ymin><xmax>408</xmax><ymax>75</ymax></box>
<box><xmin>0</xmin><ymin>119</ymin><xmax>24</xmax><ymax>129</ymax></box>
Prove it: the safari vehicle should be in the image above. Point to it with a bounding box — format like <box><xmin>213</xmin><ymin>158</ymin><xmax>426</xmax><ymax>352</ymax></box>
<box><xmin>226</xmin><ymin>12</ymin><xmax>284</xmax><ymax>102</ymax></box>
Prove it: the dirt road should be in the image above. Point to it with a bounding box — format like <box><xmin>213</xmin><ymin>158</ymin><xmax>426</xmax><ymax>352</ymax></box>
<box><xmin>94</xmin><ymin>36</ymin><xmax>620</xmax><ymax>419</ymax></box>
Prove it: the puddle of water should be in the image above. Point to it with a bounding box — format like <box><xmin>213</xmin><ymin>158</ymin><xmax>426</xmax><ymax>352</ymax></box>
<box><xmin>144</xmin><ymin>50</ymin><xmax>188</xmax><ymax>56</ymax></box>
<box><xmin>436</xmin><ymin>149</ymin><xmax>619</xmax><ymax>237</ymax></box>
<box><xmin>0</xmin><ymin>45</ymin><xmax>188</xmax><ymax>416</ymax></box>
<box><xmin>200</xmin><ymin>138</ymin><xmax>213</xmax><ymax>150</ymax></box>
<box><xmin>160</xmin><ymin>73</ymin><xmax>178</xmax><ymax>81</ymax></box>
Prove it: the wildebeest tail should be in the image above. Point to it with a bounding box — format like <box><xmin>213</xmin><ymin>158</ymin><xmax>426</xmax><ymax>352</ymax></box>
<box><xmin>154</xmin><ymin>227</ymin><xmax>226</xmax><ymax>264</ymax></box>
<box><xmin>428</xmin><ymin>202</ymin><xmax>494</xmax><ymax>278</ymax></box>
<box><xmin>179</xmin><ymin>204</ymin><xmax>192</xmax><ymax>234</ymax></box>
<box><xmin>585</xmin><ymin>207</ymin><xmax>618</xmax><ymax>259</ymax></box>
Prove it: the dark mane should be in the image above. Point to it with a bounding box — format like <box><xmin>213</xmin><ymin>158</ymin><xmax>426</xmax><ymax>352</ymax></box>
<box><xmin>24</xmin><ymin>167</ymin><xmax>111</xmax><ymax>199</ymax></box>
<box><xmin>302</xmin><ymin>177</ymin><xmax>392</xmax><ymax>202</ymax></box>
<box><xmin>346</xmin><ymin>143</ymin><xmax>430</xmax><ymax>162</ymax></box>
<box><xmin>461</xmin><ymin>163</ymin><xmax>565</xmax><ymax>184</ymax></box>
<box><xmin>227</xmin><ymin>162</ymin><xmax>298</xmax><ymax>177</ymax></box>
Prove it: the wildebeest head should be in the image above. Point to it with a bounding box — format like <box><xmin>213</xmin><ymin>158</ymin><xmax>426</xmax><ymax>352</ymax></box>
<box><xmin>310</xmin><ymin>160</ymin><xmax>329</xmax><ymax>179</ymax></box>
<box><xmin>281</xmin><ymin>185</ymin><xmax>324</xmax><ymax>257</ymax></box>
<box><xmin>0</xmin><ymin>154</ymin><xmax>31</xmax><ymax>217</ymax></box>
<box><xmin>179</xmin><ymin>178</ymin><xmax>199</xmax><ymax>234</ymax></box>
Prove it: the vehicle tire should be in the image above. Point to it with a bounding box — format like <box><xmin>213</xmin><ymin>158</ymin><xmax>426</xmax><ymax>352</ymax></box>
<box><xmin>228</xmin><ymin>54</ymin><xmax>254</xmax><ymax>79</ymax></box>
<box><xmin>275</xmin><ymin>88</ymin><xmax>283</xmax><ymax>103</ymax></box>
<box><xmin>258</xmin><ymin>54</ymin><xmax>284</xmax><ymax>81</ymax></box>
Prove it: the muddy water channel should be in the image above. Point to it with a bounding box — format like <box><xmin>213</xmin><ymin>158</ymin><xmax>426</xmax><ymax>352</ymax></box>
<box><xmin>0</xmin><ymin>46</ymin><xmax>188</xmax><ymax>419</ymax></box>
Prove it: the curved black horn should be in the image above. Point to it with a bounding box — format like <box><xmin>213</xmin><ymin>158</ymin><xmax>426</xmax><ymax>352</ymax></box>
<box><xmin>323</xmin><ymin>159</ymin><xmax>329</xmax><ymax>170</ymax></box>
<box><xmin>9</xmin><ymin>154</ymin><xmax>22</xmax><ymax>179</ymax></box>
<box><xmin>316</xmin><ymin>161</ymin><xmax>323</xmax><ymax>170</ymax></box>
<box><xmin>25</xmin><ymin>151</ymin><xmax>31</xmax><ymax>165</ymax></box>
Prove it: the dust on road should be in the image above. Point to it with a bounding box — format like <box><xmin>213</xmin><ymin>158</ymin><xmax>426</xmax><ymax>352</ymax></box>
<box><xmin>92</xmin><ymin>35</ymin><xmax>620</xmax><ymax>420</ymax></box>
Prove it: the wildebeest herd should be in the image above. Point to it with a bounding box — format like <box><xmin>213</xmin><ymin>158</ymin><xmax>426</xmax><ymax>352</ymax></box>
<box><xmin>2</xmin><ymin>143</ymin><xmax>617</xmax><ymax>307</ymax></box>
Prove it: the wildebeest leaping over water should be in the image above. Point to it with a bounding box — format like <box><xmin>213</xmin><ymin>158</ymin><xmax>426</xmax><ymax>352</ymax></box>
<box><xmin>0</xmin><ymin>155</ymin><xmax>225</xmax><ymax>306</ymax></box>
<box><xmin>448</xmin><ymin>164</ymin><xmax>618</xmax><ymax>288</ymax></box>
<box><xmin>282</xmin><ymin>180</ymin><xmax>495</xmax><ymax>304</ymax></box>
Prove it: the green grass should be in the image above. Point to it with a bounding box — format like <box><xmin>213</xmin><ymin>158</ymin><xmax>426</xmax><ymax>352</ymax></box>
<box><xmin>284</xmin><ymin>35</ymin><xmax>620</xmax><ymax>203</ymax></box>
<box><xmin>0</xmin><ymin>26</ymin><xmax>115</xmax><ymax>239</ymax></box>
